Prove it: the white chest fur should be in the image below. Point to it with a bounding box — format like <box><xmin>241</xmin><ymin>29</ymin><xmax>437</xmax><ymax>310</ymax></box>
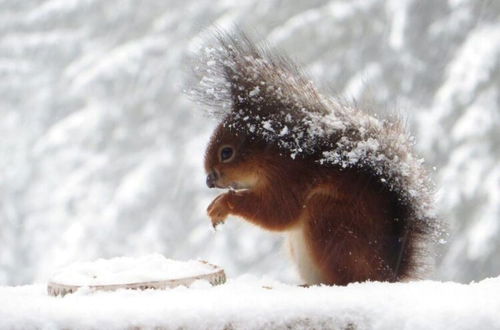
<box><xmin>286</xmin><ymin>225</ymin><xmax>324</xmax><ymax>285</ymax></box>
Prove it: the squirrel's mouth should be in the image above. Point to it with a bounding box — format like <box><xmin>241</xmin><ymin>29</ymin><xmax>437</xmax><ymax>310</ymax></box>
<box><xmin>228</xmin><ymin>182</ymin><xmax>251</xmax><ymax>192</ymax></box>
<box><xmin>206</xmin><ymin>171</ymin><xmax>255</xmax><ymax>191</ymax></box>
<box><xmin>208</xmin><ymin>181</ymin><xmax>249</xmax><ymax>192</ymax></box>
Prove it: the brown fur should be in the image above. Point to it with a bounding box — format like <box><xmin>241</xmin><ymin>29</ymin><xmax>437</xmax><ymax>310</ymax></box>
<box><xmin>205</xmin><ymin>127</ymin><xmax>417</xmax><ymax>284</ymax></box>
<box><xmin>194</xmin><ymin>31</ymin><xmax>437</xmax><ymax>285</ymax></box>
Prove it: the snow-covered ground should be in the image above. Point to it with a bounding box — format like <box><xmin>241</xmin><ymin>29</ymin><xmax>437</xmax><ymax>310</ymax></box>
<box><xmin>1</xmin><ymin>277</ymin><xmax>499</xmax><ymax>329</ymax></box>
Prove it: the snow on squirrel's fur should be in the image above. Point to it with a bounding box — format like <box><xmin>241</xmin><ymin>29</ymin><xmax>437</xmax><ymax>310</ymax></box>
<box><xmin>190</xmin><ymin>31</ymin><xmax>443</xmax><ymax>243</ymax></box>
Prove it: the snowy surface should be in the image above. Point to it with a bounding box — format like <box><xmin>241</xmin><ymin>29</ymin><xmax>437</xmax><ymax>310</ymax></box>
<box><xmin>1</xmin><ymin>277</ymin><xmax>499</xmax><ymax>329</ymax></box>
<box><xmin>49</xmin><ymin>255</ymin><xmax>217</xmax><ymax>286</ymax></box>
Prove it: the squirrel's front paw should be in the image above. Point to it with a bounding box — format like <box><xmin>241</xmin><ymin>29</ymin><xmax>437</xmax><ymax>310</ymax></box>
<box><xmin>207</xmin><ymin>193</ymin><xmax>233</xmax><ymax>228</ymax></box>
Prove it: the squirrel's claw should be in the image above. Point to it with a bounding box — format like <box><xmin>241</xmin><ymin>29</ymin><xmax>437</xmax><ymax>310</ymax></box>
<box><xmin>211</xmin><ymin>218</ymin><xmax>225</xmax><ymax>230</ymax></box>
<box><xmin>207</xmin><ymin>193</ymin><xmax>230</xmax><ymax>229</ymax></box>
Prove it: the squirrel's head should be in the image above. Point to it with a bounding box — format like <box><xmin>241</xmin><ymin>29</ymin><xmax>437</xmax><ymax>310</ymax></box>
<box><xmin>196</xmin><ymin>31</ymin><xmax>326</xmax><ymax>191</ymax></box>
<box><xmin>204</xmin><ymin>122</ymin><xmax>264</xmax><ymax>191</ymax></box>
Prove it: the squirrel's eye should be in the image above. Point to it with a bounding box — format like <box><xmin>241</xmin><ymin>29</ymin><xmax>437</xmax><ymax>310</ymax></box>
<box><xmin>220</xmin><ymin>146</ymin><xmax>234</xmax><ymax>162</ymax></box>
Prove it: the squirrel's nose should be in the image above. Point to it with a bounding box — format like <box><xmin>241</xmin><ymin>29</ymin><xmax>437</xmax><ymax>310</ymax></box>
<box><xmin>206</xmin><ymin>171</ymin><xmax>218</xmax><ymax>188</ymax></box>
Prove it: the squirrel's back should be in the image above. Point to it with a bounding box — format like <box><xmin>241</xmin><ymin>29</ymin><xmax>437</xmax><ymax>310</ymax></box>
<box><xmin>192</xmin><ymin>31</ymin><xmax>441</xmax><ymax>284</ymax></box>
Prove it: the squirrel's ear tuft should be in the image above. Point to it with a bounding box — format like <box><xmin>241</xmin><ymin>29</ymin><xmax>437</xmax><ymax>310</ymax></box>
<box><xmin>189</xmin><ymin>28</ymin><xmax>327</xmax><ymax>120</ymax></box>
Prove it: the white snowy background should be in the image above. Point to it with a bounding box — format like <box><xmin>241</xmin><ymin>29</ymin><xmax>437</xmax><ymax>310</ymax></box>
<box><xmin>1</xmin><ymin>0</ymin><xmax>500</xmax><ymax>288</ymax></box>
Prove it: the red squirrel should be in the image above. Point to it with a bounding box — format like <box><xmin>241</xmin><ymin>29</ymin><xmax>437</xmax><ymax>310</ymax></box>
<box><xmin>192</xmin><ymin>32</ymin><xmax>439</xmax><ymax>285</ymax></box>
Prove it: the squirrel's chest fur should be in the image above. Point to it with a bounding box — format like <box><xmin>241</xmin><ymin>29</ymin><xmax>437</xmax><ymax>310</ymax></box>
<box><xmin>287</xmin><ymin>223</ymin><xmax>324</xmax><ymax>285</ymax></box>
<box><xmin>285</xmin><ymin>183</ymin><xmax>342</xmax><ymax>285</ymax></box>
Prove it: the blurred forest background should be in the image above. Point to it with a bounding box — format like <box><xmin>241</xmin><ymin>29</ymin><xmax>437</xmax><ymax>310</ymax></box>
<box><xmin>0</xmin><ymin>0</ymin><xmax>499</xmax><ymax>285</ymax></box>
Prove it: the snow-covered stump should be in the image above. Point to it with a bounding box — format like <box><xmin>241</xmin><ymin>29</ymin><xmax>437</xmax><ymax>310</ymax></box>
<box><xmin>46</xmin><ymin>255</ymin><xmax>225</xmax><ymax>296</ymax></box>
<box><xmin>0</xmin><ymin>277</ymin><xmax>499</xmax><ymax>329</ymax></box>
